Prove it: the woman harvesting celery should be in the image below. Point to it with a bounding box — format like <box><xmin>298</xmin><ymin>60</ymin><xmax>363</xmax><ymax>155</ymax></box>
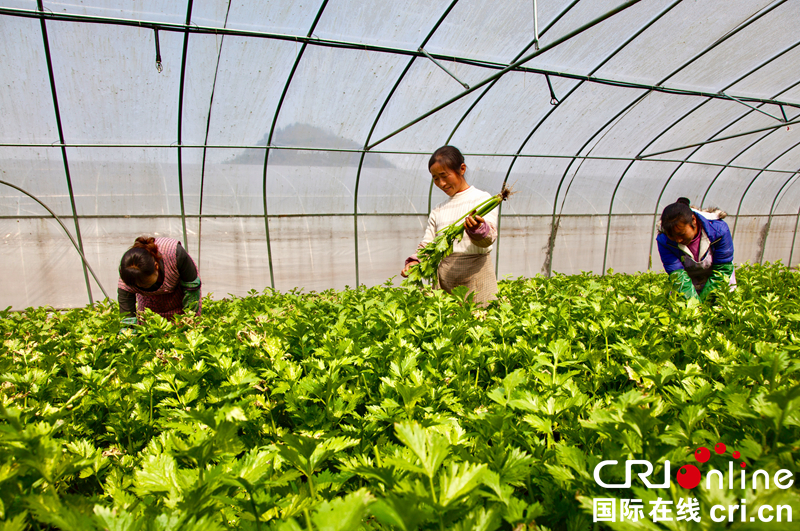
<box><xmin>401</xmin><ymin>145</ymin><xmax>503</xmax><ymax>305</ymax></box>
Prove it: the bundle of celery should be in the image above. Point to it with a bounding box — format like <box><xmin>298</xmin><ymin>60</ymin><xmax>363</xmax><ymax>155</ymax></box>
<box><xmin>403</xmin><ymin>185</ymin><xmax>513</xmax><ymax>288</ymax></box>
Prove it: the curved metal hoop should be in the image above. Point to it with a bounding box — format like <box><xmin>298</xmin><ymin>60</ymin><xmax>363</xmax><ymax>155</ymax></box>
<box><xmin>1</xmin><ymin>179</ymin><xmax>109</xmax><ymax>301</ymax></box>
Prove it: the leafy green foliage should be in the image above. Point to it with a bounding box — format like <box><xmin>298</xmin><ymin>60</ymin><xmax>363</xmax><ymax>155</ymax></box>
<box><xmin>1</xmin><ymin>263</ymin><xmax>799</xmax><ymax>529</ymax></box>
<box><xmin>403</xmin><ymin>186</ymin><xmax>512</xmax><ymax>288</ymax></box>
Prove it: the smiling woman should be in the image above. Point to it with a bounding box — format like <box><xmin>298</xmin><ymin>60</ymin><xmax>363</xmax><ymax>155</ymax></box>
<box><xmin>401</xmin><ymin>145</ymin><xmax>499</xmax><ymax>305</ymax></box>
<box><xmin>117</xmin><ymin>236</ymin><xmax>202</xmax><ymax>329</ymax></box>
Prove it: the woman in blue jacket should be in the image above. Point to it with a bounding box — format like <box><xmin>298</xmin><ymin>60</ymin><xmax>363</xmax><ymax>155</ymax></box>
<box><xmin>657</xmin><ymin>198</ymin><xmax>736</xmax><ymax>301</ymax></box>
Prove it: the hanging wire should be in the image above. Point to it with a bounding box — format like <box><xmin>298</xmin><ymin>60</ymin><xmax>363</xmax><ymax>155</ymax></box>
<box><xmin>545</xmin><ymin>73</ymin><xmax>559</xmax><ymax>105</ymax></box>
<box><xmin>154</xmin><ymin>28</ymin><xmax>163</xmax><ymax>72</ymax></box>
<box><xmin>533</xmin><ymin>0</ymin><xmax>540</xmax><ymax>51</ymax></box>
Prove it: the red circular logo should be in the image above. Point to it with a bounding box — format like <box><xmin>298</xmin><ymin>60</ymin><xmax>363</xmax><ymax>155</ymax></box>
<box><xmin>676</xmin><ymin>464</ymin><xmax>702</xmax><ymax>489</ymax></box>
<box><xmin>695</xmin><ymin>447</ymin><xmax>710</xmax><ymax>463</ymax></box>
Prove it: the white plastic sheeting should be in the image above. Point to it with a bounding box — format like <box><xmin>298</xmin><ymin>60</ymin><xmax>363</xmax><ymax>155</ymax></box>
<box><xmin>2</xmin><ymin>0</ymin><xmax>800</xmax><ymax>309</ymax></box>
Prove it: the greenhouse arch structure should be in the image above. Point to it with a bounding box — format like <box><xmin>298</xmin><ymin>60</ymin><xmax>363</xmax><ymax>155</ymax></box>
<box><xmin>3</xmin><ymin>0</ymin><xmax>800</xmax><ymax>309</ymax></box>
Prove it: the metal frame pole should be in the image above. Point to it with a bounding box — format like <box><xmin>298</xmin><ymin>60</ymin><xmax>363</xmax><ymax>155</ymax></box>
<box><xmin>640</xmin><ymin>118</ymin><xmax>800</xmax><ymax>159</ymax></box>
<box><xmin>176</xmin><ymin>1</ymin><xmax>194</xmax><ymax>247</ymax></box>
<box><xmin>699</xmin><ymin>108</ymin><xmax>800</xmax><ymax>209</ymax></box>
<box><xmin>719</xmin><ymin>92</ymin><xmax>787</xmax><ymax>123</ymax></box>
<box><xmin>436</xmin><ymin>0</ymin><xmax>582</xmax><ymax>278</ymax></box>
<box><xmin>352</xmin><ymin>0</ymin><xmax>461</xmax><ymax>288</ymax></box>
<box><xmin>419</xmin><ymin>47</ymin><xmax>469</xmax><ymax>89</ymax></box>
<box><xmin>729</xmin><ymin>141</ymin><xmax>800</xmax><ymax>242</ymax></box>
<box><xmin>759</xmin><ymin>168</ymin><xmax>800</xmax><ymax>264</ymax></box>
<box><xmin>5</xmin><ymin>143</ymin><xmax>800</xmax><ymax>174</ymax></box>
<box><xmin>788</xmin><ymin>204</ymin><xmax>800</xmax><ymax>268</ymax></box>
<box><xmin>261</xmin><ymin>1</ymin><xmax>330</xmax><ymax>291</ymax></box>
<box><xmin>197</xmin><ymin>1</ymin><xmax>233</xmax><ymax>268</ymax></box>
<box><xmin>4</xmin><ymin>211</ymin><xmax>794</xmax><ymax>221</ymax></box>
<box><xmin>1</xmin><ymin>180</ymin><xmax>109</xmax><ymax>300</ymax></box>
<box><xmin>35</xmin><ymin>0</ymin><xmax>94</xmax><ymax>304</ymax></box>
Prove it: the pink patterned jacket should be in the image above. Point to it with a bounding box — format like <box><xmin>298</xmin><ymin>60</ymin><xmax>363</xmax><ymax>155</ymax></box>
<box><xmin>117</xmin><ymin>237</ymin><xmax>201</xmax><ymax>320</ymax></box>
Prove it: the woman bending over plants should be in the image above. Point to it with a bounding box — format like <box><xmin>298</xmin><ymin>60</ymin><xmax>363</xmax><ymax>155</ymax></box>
<box><xmin>657</xmin><ymin>197</ymin><xmax>735</xmax><ymax>302</ymax></box>
<box><xmin>118</xmin><ymin>236</ymin><xmax>202</xmax><ymax>328</ymax></box>
<box><xmin>401</xmin><ymin>145</ymin><xmax>499</xmax><ymax>305</ymax></box>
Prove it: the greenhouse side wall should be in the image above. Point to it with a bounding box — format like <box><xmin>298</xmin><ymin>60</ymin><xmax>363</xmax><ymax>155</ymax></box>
<box><xmin>4</xmin><ymin>210</ymin><xmax>799</xmax><ymax>310</ymax></box>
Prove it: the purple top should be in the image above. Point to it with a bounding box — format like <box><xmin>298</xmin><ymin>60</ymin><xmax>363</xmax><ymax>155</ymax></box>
<box><xmin>687</xmin><ymin>229</ymin><xmax>701</xmax><ymax>261</ymax></box>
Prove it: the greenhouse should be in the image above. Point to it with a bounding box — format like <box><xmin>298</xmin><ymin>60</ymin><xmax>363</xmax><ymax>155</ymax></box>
<box><xmin>3</xmin><ymin>0</ymin><xmax>800</xmax><ymax>308</ymax></box>
<box><xmin>1</xmin><ymin>1</ymin><xmax>799</xmax><ymax>530</ymax></box>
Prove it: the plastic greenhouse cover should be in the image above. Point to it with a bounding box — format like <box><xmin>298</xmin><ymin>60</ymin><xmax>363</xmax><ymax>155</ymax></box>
<box><xmin>2</xmin><ymin>0</ymin><xmax>800</xmax><ymax>309</ymax></box>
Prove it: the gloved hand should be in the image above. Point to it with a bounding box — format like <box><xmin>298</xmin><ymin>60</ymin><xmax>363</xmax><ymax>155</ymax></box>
<box><xmin>669</xmin><ymin>269</ymin><xmax>699</xmax><ymax>300</ymax></box>
<box><xmin>698</xmin><ymin>263</ymin><xmax>734</xmax><ymax>303</ymax></box>
<box><xmin>181</xmin><ymin>278</ymin><xmax>201</xmax><ymax>314</ymax></box>
<box><xmin>119</xmin><ymin>316</ymin><xmax>138</xmax><ymax>336</ymax></box>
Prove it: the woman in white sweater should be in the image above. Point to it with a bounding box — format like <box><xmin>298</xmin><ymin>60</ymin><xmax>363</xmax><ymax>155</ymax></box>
<box><xmin>401</xmin><ymin>145</ymin><xmax>498</xmax><ymax>304</ymax></box>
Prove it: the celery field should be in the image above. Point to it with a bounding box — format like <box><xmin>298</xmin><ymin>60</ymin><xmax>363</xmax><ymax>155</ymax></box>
<box><xmin>1</xmin><ymin>264</ymin><xmax>799</xmax><ymax>530</ymax></box>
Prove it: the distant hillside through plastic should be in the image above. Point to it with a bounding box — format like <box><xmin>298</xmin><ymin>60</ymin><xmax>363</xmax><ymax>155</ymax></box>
<box><xmin>228</xmin><ymin>123</ymin><xmax>395</xmax><ymax>168</ymax></box>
